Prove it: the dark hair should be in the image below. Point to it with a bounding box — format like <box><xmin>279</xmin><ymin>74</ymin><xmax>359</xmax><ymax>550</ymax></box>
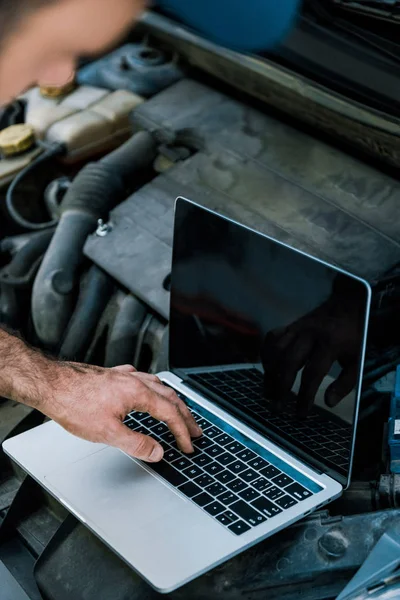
<box><xmin>0</xmin><ymin>0</ymin><xmax>53</xmax><ymax>35</ymax></box>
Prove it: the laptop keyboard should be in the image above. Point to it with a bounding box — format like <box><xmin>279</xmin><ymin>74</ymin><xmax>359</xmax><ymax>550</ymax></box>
<box><xmin>124</xmin><ymin>390</ymin><xmax>321</xmax><ymax>537</ymax></box>
<box><xmin>191</xmin><ymin>369</ymin><xmax>352</xmax><ymax>471</ymax></box>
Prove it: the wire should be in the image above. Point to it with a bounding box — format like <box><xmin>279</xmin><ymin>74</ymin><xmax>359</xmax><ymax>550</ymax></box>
<box><xmin>5</xmin><ymin>142</ymin><xmax>65</xmax><ymax>231</ymax></box>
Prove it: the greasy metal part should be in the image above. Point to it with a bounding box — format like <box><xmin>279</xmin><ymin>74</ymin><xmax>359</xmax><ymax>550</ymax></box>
<box><xmin>12</xmin><ymin>500</ymin><xmax>400</xmax><ymax>600</ymax></box>
<box><xmin>59</xmin><ymin>266</ymin><xmax>115</xmax><ymax>362</ymax></box>
<box><xmin>376</xmin><ymin>474</ymin><xmax>400</xmax><ymax>509</ymax></box>
<box><xmin>86</xmin><ymin>79</ymin><xmax>399</xmax><ymax>320</ymax></box>
<box><xmin>138</xmin><ymin>11</ymin><xmax>400</xmax><ymax>167</ymax></box>
<box><xmin>31</xmin><ymin>131</ymin><xmax>157</xmax><ymax>350</ymax></box>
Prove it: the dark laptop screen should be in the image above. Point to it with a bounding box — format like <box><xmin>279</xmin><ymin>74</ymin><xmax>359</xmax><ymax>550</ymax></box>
<box><xmin>169</xmin><ymin>198</ymin><xmax>370</xmax><ymax>484</ymax></box>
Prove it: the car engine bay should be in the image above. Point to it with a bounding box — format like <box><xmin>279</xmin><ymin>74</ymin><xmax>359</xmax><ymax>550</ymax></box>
<box><xmin>0</xmin><ymin>4</ymin><xmax>400</xmax><ymax>599</ymax></box>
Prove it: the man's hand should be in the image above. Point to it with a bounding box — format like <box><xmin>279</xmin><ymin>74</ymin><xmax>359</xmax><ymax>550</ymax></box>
<box><xmin>261</xmin><ymin>277</ymin><xmax>366</xmax><ymax>417</ymax></box>
<box><xmin>0</xmin><ymin>329</ymin><xmax>201</xmax><ymax>462</ymax></box>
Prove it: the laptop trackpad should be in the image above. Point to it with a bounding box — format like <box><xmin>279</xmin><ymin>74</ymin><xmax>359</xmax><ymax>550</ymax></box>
<box><xmin>45</xmin><ymin>447</ymin><xmax>184</xmax><ymax>533</ymax></box>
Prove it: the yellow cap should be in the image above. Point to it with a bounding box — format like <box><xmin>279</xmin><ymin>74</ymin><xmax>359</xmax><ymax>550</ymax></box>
<box><xmin>0</xmin><ymin>124</ymin><xmax>36</xmax><ymax>156</ymax></box>
<box><xmin>40</xmin><ymin>77</ymin><xmax>76</xmax><ymax>99</ymax></box>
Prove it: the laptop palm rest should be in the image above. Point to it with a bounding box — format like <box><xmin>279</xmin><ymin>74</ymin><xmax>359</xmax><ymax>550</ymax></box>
<box><xmin>45</xmin><ymin>447</ymin><xmax>184</xmax><ymax>531</ymax></box>
<box><xmin>44</xmin><ymin>446</ymin><xmax>235</xmax><ymax>591</ymax></box>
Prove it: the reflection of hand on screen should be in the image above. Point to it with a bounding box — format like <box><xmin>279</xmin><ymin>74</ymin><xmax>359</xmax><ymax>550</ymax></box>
<box><xmin>261</xmin><ymin>277</ymin><xmax>366</xmax><ymax>417</ymax></box>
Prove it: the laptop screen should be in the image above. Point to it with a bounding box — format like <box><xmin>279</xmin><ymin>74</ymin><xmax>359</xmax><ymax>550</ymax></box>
<box><xmin>169</xmin><ymin>198</ymin><xmax>370</xmax><ymax>485</ymax></box>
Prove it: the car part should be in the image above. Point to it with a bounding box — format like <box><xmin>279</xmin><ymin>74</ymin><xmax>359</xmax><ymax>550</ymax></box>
<box><xmin>5</xmin><ymin>143</ymin><xmax>65</xmax><ymax>231</ymax></box>
<box><xmin>32</xmin><ymin>130</ymin><xmax>157</xmax><ymax>350</ymax></box>
<box><xmin>0</xmin><ymin>229</ymin><xmax>54</xmax><ymax>330</ymax></box>
<box><xmin>59</xmin><ymin>266</ymin><xmax>115</xmax><ymax>362</ymax></box>
<box><xmin>23</xmin><ymin>86</ymin><xmax>143</xmax><ymax>164</ymax></box>
<box><xmin>85</xmin><ymin>78</ymin><xmax>400</xmax><ymax>321</ymax></box>
<box><xmin>77</xmin><ymin>43</ymin><xmax>184</xmax><ymax>97</ymax></box>
<box><xmin>138</xmin><ymin>11</ymin><xmax>400</xmax><ymax>167</ymax></box>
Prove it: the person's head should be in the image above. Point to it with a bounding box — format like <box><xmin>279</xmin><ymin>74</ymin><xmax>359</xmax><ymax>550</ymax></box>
<box><xmin>0</xmin><ymin>0</ymin><xmax>146</xmax><ymax>104</ymax></box>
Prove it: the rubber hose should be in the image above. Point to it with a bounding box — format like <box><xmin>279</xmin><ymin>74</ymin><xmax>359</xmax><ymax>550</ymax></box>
<box><xmin>104</xmin><ymin>293</ymin><xmax>147</xmax><ymax>367</ymax></box>
<box><xmin>59</xmin><ymin>266</ymin><xmax>114</xmax><ymax>361</ymax></box>
<box><xmin>32</xmin><ymin>131</ymin><xmax>157</xmax><ymax>349</ymax></box>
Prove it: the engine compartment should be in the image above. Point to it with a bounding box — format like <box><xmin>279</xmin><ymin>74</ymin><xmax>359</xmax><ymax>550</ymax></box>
<box><xmin>0</xmin><ymin>11</ymin><xmax>399</xmax><ymax>600</ymax></box>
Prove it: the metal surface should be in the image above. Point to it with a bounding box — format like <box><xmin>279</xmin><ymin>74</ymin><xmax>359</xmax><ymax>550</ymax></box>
<box><xmin>138</xmin><ymin>11</ymin><xmax>400</xmax><ymax>167</ymax></box>
<box><xmin>85</xmin><ymin>79</ymin><xmax>400</xmax><ymax>320</ymax></box>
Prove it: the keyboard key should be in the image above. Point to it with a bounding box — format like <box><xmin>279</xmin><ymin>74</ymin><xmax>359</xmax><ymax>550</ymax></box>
<box><xmin>230</xmin><ymin>500</ymin><xmax>267</xmax><ymax>527</ymax></box>
<box><xmin>252</xmin><ymin>477</ymin><xmax>272</xmax><ymax>492</ymax></box>
<box><xmin>271</xmin><ymin>474</ymin><xmax>294</xmax><ymax>488</ymax></box>
<box><xmin>178</xmin><ymin>482</ymin><xmax>202</xmax><ymax>498</ymax></box>
<box><xmin>216</xmin><ymin>452</ymin><xmax>236</xmax><ymax>466</ymax></box>
<box><xmin>239</xmin><ymin>468</ymin><xmax>259</xmax><ymax>483</ymax></box>
<box><xmin>192</xmin><ymin>453</ymin><xmax>213</xmax><ymax>468</ymax></box>
<box><xmin>141</xmin><ymin>416</ymin><xmax>158</xmax><ymax>428</ymax></box>
<box><xmin>204</xmin><ymin>501</ymin><xmax>225</xmax><ymax>517</ymax></box>
<box><xmin>217</xmin><ymin>491</ymin><xmax>238</xmax><ymax>506</ymax></box>
<box><xmin>275</xmin><ymin>495</ymin><xmax>298</xmax><ymax>510</ymax></box>
<box><xmin>238</xmin><ymin>488</ymin><xmax>260</xmax><ymax>502</ymax></box>
<box><xmin>248</xmin><ymin>457</ymin><xmax>269</xmax><ymax>471</ymax></box>
<box><xmin>125</xmin><ymin>420</ymin><xmax>138</xmax><ymax>430</ymax></box>
<box><xmin>227</xmin><ymin>478</ymin><xmax>248</xmax><ymax>493</ymax></box>
<box><xmin>205</xmin><ymin>482</ymin><xmax>226</xmax><ymax>497</ymax></box>
<box><xmin>194</xmin><ymin>474</ymin><xmax>214</xmax><ymax>488</ymax></box>
<box><xmin>264</xmin><ymin>486</ymin><xmax>285</xmax><ymax>501</ymax></box>
<box><xmin>217</xmin><ymin>511</ymin><xmax>238</xmax><ymax>526</ymax></box>
<box><xmin>161</xmin><ymin>431</ymin><xmax>177</xmax><ymax>445</ymax></box>
<box><xmin>173</xmin><ymin>457</ymin><xmax>192</xmax><ymax>471</ymax></box>
<box><xmin>228</xmin><ymin>520</ymin><xmax>251</xmax><ymax>535</ymax></box>
<box><xmin>252</xmin><ymin>497</ymin><xmax>282</xmax><ymax>518</ymax></box>
<box><xmin>147</xmin><ymin>432</ymin><xmax>160</xmax><ymax>441</ymax></box>
<box><xmin>182</xmin><ymin>465</ymin><xmax>203</xmax><ymax>479</ymax></box>
<box><xmin>196</xmin><ymin>418</ymin><xmax>212</xmax><ymax>429</ymax></box>
<box><xmin>164</xmin><ymin>448</ymin><xmax>181</xmax><ymax>463</ymax></box>
<box><xmin>237</xmin><ymin>449</ymin><xmax>257</xmax><ymax>463</ymax></box>
<box><xmin>227</xmin><ymin>461</ymin><xmax>248</xmax><ymax>475</ymax></box>
<box><xmin>260</xmin><ymin>465</ymin><xmax>282</xmax><ymax>479</ymax></box>
<box><xmin>151</xmin><ymin>423</ymin><xmax>169</xmax><ymax>436</ymax></box>
<box><xmin>134</xmin><ymin>426</ymin><xmax>150</xmax><ymax>435</ymax></box>
<box><xmin>159</xmin><ymin>439</ymin><xmax>171</xmax><ymax>451</ymax></box>
<box><xmin>286</xmin><ymin>482</ymin><xmax>313</xmax><ymax>501</ymax></box>
<box><xmin>204</xmin><ymin>445</ymin><xmax>225</xmax><ymax>458</ymax></box>
<box><xmin>193</xmin><ymin>437</ymin><xmax>214</xmax><ymax>450</ymax></box>
<box><xmin>204</xmin><ymin>462</ymin><xmax>224</xmax><ymax>476</ymax></box>
<box><xmin>226</xmin><ymin>442</ymin><xmax>246</xmax><ymax>454</ymax></box>
<box><xmin>215</xmin><ymin>470</ymin><xmax>236</xmax><ymax>485</ymax></box>
<box><xmin>204</xmin><ymin>426</ymin><xmax>223</xmax><ymax>439</ymax></box>
<box><xmin>151</xmin><ymin>461</ymin><xmax>188</xmax><ymax>487</ymax></box>
<box><xmin>193</xmin><ymin>492</ymin><xmax>213</xmax><ymax>507</ymax></box>
<box><xmin>214</xmin><ymin>434</ymin><xmax>234</xmax><ymax>446</ymax></box>
<box><xmin>130</xmin><ymin>411</ymin><xmax>148</xmax><ymax>421</ymax></box>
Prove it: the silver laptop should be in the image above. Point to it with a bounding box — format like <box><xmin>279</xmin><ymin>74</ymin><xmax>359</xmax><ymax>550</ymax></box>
<box><xmin>3</xmin><ymin>197</ymin><xmax>371</xmax><ymax>594</ymax></box>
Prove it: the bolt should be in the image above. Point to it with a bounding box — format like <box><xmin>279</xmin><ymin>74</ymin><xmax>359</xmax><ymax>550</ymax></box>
<box><xmin>96</xmin><ymin>219</ymin><xmax>111</xmax><ymax>237</ymax></box>
<box><xmin>318</xmin><ymin>528</ymin><xmax>348</xmax><ymax>559</ymax></box>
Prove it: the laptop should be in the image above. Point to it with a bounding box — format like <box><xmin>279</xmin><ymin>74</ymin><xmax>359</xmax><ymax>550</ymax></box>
<box><xmin>3</xmin><ymin>197</ymin><xmax>371</xmax><ymax>593</ymax></box>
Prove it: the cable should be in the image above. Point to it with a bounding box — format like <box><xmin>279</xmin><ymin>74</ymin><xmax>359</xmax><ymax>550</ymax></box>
<box><xmin>5</xmin><ymin>141</ymin><xmax>65</xmax><ymax>231</ymax></box>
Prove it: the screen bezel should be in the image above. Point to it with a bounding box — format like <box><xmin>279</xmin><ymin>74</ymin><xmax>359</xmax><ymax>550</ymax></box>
<box><xmin>169</xmin><ymin>197</ymin><xmax>372</xmax><ymax>488</ymax></box>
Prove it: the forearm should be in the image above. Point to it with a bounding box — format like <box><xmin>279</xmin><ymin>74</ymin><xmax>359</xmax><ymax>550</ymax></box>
<box><xmin>0</xmin><ymin>327</ymin><xmax>56</xmax><ymax>411</ymax></box>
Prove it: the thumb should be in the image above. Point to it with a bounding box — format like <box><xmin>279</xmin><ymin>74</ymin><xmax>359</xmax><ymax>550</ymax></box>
<box><xmin>111</xmin><ymin>422</ymin><xmax>164</xmax><ymax>463</ymax></box>
<box><xmin>112</xmin><ymin>364</ymin><xmax>137</xmax><ymax>373</ymax></box>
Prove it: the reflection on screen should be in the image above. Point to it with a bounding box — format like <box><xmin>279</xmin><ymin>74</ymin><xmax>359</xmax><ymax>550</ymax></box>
<box><xmin>170</xmin><ymin>199</ymin><xmax>369</xmax><ymax>479</ymax></box>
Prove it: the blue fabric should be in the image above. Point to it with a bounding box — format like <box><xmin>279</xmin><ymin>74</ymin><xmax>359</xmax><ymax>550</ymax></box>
<box><xmin>156</xmin><ymin>0</ymin><xmax>301</xmax><ymax>51</ymax></box>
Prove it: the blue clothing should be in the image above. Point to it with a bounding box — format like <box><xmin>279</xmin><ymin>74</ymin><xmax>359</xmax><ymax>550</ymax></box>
<box><xmin>156</xmin><ymin>0</ymin><xmax>301</xmax><ymax>51</ymax></box>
